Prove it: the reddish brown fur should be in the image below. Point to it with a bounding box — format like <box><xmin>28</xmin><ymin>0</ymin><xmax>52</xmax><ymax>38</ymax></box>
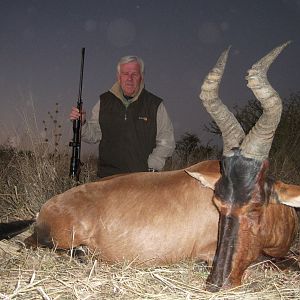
<box><xmin>214</xmin><ymin>198</ymin><xmax>298</xmax><ymax>288</ymax></box>
<box><xmin>260</xmin><ymin>203</ymin><xmax>299</xmax><ymax>256</ymax></box>
<box><xmin>25</xmin><ymin>160</ymin><xmax>220</xmax><ymax>265</ymax></box>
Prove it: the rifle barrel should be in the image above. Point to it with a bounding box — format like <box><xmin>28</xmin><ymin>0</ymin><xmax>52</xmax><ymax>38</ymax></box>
<box><xmin>69</xmin><ymin>47</ymin><xmax>86</xmax><ymax>180</ymax></box>
<box><xmin>78</xmin><ymin>48</ymin><xmax>85</xmax><ymax>105</ymax></box>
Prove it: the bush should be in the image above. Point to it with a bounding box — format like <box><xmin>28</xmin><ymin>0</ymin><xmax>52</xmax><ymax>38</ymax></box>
<box><xmin>165</xmin><ymin>132</ymin><xmax>219</xmax><ymax>170</ymax></box>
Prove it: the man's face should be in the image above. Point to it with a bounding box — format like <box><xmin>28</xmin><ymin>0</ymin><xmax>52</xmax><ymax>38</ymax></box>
<box><xmin>118</xmin><ymin>61</ymin><xmax>142</xmax><ymax>97</ymax></box>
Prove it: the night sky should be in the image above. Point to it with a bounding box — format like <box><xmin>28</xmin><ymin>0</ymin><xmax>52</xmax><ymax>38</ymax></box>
<box><xmin>1</xmin><ymin>0</ymin><xmax>300</xmax><ymax>152</ymax></box>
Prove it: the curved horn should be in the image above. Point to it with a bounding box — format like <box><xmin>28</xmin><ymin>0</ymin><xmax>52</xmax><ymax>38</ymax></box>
<box><xmin>199</xmin><ymin>48</ymin><xmax>245</xmax><ymax>157</ymax></box>
<box><xmin>240</xmin><ymin>41</ymin><xmax>291</xmax><ymax>160</ymax></box>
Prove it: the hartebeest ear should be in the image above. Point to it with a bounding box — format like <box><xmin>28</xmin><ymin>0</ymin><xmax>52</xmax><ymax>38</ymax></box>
<box><xmin>185</xmin><ymin>170</ymin><xmax>219</xmax><ymax>190</ymax></box>
<box><xmin>272</xmin><ymin>181</ymin><xmax>300</xmax><ymax>207</ymax></box>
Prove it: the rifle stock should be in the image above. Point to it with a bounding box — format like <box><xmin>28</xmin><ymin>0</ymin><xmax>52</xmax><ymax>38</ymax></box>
<box><xmin>69</xmin><ymin>48</ymin><xmax>85</xmax><ymax>181</ymax></box>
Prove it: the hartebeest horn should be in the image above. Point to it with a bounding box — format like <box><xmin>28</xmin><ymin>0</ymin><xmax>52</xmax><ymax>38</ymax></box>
<box><xmin>199</xmin><ymin>48</ymin><xmax>245</xmax><ymax>157</ymax></box>
<box><xmin>240</xmin><ymin>41</ymin><xmax>290</xmax><ymax>160</ymax></box>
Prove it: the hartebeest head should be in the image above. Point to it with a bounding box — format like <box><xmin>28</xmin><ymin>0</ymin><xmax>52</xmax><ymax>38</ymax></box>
<box><xmin>192</xmin><ymin>42</ymin><xmax>292</xmax><ymax>291</ymax></box>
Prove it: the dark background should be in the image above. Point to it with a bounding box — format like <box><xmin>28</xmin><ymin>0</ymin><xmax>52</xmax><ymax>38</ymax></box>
<box><xmin>1</xmin><ymin>0</ymin><xmax>299</xmax><ymax>153</ymax></box>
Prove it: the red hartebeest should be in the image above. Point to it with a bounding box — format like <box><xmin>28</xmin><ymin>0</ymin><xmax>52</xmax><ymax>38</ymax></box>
<box><xmin>0</xmin><ymin>42</ymin><xmax>299</xmax><ymax>292</ymax></box>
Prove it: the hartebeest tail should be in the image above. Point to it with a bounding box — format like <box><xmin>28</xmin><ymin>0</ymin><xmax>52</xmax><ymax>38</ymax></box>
<box><xmin>0</xmin><ymin>219</ymin><xmax>34</xmax><ymax>240</ymax></box>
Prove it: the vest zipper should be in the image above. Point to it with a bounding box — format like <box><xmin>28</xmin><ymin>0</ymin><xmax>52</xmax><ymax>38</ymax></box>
<box><xmin>124</xmin><ymin>106</ymin><xmax>128</xmax><ymax>120</ymax></box>
<box><xmin>124</xmin><ymin>101</ymin><xmax>130</xmax><ymax>120</ymax></box>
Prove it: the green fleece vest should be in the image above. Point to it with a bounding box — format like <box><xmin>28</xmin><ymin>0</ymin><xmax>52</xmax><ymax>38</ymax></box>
<box><xmin>98</xmin><ymin>88</ymin><xmax>162</xmax><ymax>178</ymax></box>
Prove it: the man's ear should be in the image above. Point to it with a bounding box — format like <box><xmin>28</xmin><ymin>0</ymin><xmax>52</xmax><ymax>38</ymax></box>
<box><xmin>185</xmin><ymin>170</ymin><xmax>218</xmax><ymax>190</ymax></box>
<box><xmin>271</xmin><ymin>180</ymin><xmax>300</xmax><ymax>207</ymax></box>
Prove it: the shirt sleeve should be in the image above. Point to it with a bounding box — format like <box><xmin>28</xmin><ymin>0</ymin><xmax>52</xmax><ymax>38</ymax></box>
<box><xmin>148</xmin><ymin>102</ymin><xmax>176</xmax><ymax>170</ymax></box>
<box><xmin>81</xmin><ymin>100</ymin><xmax>102</xmax><ymax>144</ymax></box>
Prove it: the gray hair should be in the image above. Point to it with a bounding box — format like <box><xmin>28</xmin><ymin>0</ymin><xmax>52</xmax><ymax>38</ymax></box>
<box><xmin>117</xmin><ymin>56</ymin><xmax>145</xmax><ymax>75</ymax></box>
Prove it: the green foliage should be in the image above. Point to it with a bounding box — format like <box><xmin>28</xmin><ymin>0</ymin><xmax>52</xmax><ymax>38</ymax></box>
<box><xmin>166</xmin><ymin>132</ymin><xmax>219</xmax><ymax>170</ymax></box>
<box><xmin>269</xmin><ymin>92</ymin><xmax>300</xmax><ymax>183</ymax></box>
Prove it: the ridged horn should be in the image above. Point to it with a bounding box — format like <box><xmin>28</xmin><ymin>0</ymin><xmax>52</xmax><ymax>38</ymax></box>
<box><xmin>199</xmin><ymin>48</ymin><xmax>245</xmax><ymax>157</ymax></box>
<box><xmin>240</xmin><ymin>41</ymin><xmax>291</xmax><ymax>160</ymax></box>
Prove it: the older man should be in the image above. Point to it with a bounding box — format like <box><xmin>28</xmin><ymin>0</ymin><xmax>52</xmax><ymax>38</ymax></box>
<box><xmin>70</xmin><ymin>56</ymin><xmax>175</xmax><ymax>178</ymax></box>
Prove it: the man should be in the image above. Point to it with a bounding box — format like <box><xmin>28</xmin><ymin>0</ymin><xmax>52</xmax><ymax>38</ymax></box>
<box><xmin>70</xmin><ymin>55</ymin><xmax>175</xmax><ymax>178</ymax></box>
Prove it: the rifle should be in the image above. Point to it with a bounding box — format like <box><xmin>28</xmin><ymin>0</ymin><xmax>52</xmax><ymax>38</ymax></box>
<box><xmin>69</xmin><ymin>48</ymin><xmax>85</xmax><ymax>181</ymax></box>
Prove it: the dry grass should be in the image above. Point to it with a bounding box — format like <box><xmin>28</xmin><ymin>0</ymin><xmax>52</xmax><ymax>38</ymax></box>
<box><xmin>0</xmin><ymin>146</ymin><xmax>299</xmax><ymax>299</ymax></box>
<box><xmin>0</xmin><ymin>232</ymin><xmax>299</xmax><ymax>299</ymax></box>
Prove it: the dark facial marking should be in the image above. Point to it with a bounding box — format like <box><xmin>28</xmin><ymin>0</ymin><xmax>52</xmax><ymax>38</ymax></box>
<box><xmin>206</xmin><ymin>213</ymin><xmax>240</xmax><ymax>292</ymax></box>
<box><xmin>215</xmin><ymin>150</ymin><xmax>266</xmax><ymax>206</ymax></box>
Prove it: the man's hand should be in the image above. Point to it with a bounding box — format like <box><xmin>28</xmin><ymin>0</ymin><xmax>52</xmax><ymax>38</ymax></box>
<box><xmin>70</xmin><ymin>106</ymin><xmax>86</xmax><ymax>123</ymax></box>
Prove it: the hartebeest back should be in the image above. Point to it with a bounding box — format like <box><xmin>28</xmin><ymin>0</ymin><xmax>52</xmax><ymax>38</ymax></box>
<box><xmin>0</xmin><ymin>42</ymin><xmax>299</xmax><ymax>292</ymax></box>
<box><xmin>24</xmin><ymin>160</ymin><xmax>221</xmax><ymax>265</ymax></box>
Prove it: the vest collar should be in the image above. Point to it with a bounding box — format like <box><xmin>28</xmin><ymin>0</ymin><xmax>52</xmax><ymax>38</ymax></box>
<box><xmin>109</xmin><ymin>81</ymin><xmax>145</xmax><ymax>105</ymax></box>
